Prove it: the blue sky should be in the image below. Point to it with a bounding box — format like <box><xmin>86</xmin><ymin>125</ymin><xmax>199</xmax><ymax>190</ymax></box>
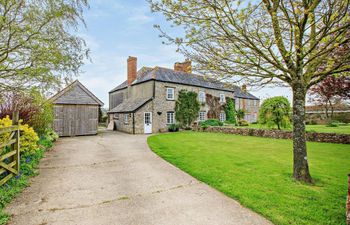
<box><xmin>78</xmin><ymin>0</ymin><xmax>292</xmax><ymax>108</ymax></box>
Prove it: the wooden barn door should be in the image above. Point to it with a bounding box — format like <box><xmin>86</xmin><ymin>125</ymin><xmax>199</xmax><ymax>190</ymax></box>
<box><xmin>75</xmin><ymin>105</ymin><xmax>98</xmax><ymax>136</ymax></box>
<box><xmin>54</xmin><ymin>104</ymin><xmax>98</xmax><ymax>137</ymax></box>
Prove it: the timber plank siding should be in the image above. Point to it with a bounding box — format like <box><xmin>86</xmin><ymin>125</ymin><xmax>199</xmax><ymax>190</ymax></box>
<box><xmin>50</xmin><ymin>80</ymin><xmax>103</xmax><ymax>137</ymax></box>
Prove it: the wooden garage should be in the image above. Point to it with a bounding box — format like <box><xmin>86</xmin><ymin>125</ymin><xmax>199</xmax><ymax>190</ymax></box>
<box><xmin>50</xmin><ymin>80</ymin><xmax>104</xmax><ymax>137</ymax></box>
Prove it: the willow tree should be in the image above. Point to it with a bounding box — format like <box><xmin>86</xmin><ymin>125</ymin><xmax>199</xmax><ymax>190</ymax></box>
<box><xmin>149</xmin><ymin>0</ymin><xmax>350</xmax><ymax>182</ymax></box>
<box><xmin>0</xmin><ymin>0</ymin><xmax>89</xmax><ymax>93</ymax></box>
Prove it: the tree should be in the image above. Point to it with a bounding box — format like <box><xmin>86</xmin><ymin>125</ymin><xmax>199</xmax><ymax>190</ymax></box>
<box><xmin>149</xmin><ymin>0</ymin><xmax>350</xmax><ymax>183</ymax></box>
<box><xmin>308</xmin><ymin>75</ymin><xmax>350</xmax><ymax>120</ymax></box>
<box><xmin>175</xmin><ymin>90</ymin><xmax>200</xmax><ymax>128</ymax></box>
<box><xmin>0</xmin><ymin>0</ymin><xmax>89</xmax><ymax>93</ymax></box>
<box><xmin>0</xmin><ymin>89</ymin><xmax>53</xmax><ymax>135</ymax></box>
<box><xmin>224</xmin><ymin>98</ymin><xmax>236</xmax><ymax>124</ymax></box>
<box><xmin>259</xmin><ymin>96</ymin><xmax>291</xmax><ymax>130</ymax></box>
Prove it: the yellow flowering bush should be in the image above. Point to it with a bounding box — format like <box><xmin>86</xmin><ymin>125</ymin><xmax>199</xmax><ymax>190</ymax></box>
<box><xmin>0</xmin><ymin>116</ymin><xmax>39</xmax><ymax>154</ymax></box>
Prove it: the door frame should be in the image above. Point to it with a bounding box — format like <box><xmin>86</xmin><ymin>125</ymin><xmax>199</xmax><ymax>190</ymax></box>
<box><xmin>144</xmin><ymin>112</ymin><xmax>152</xmax><ymax>134</ymax></box>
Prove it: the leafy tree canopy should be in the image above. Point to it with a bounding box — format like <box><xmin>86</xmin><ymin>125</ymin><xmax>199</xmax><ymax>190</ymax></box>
<box><xmin>259</xmin><ymin>96</ymin><xmax>291</xmax><ymax>130</ymax></box>
<box><xmin>0</xmin><ymin>0</ymin><xmax>89</xmax><ymax>93</ymax></box>
<box><xmin>175</xmin><ymin>90</ymin><xmax>200</xmax><ymax>127</ymax></box>
<box><xmin>308</xmin><ymin>75</ymin><xmax>350</xmax><ymax>120</ymax></box>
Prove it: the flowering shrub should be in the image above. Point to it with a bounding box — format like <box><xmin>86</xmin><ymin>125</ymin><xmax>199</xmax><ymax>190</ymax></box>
<box><xmin>0</xmin><ymin>116</ymin><xmax>39</xmax><ymax>154</ymax></box>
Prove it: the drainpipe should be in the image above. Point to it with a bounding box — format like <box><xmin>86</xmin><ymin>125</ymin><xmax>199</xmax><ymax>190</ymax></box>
<box><xmin>132</xmin><ymin>112</ymin><xmax>135</xmax><ymax>135</ymax></box>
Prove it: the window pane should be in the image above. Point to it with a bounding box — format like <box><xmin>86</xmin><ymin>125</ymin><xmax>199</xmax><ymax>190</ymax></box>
<box><xmin>167</xmin><ymin>88</ymin><xmax>174</xmax><ymax>99</ymax></box>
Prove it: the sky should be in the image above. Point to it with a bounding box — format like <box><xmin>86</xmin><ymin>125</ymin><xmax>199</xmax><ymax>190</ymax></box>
<box><xmin>77</xmin><ymin>0</ymin><xmax>292</xmax><ymax>108</ymax></box>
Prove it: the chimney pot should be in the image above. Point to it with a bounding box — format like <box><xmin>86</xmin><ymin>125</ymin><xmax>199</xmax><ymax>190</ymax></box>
<box><xmin>127</xmin><ymin>56</ymin><xmax>137</xmax><ymax>85</ymax></box>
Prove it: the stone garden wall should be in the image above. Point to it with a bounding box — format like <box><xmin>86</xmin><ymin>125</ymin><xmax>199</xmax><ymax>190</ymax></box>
<box><xmin>194</xmin><ymin>126</ymin><xmax>350</xmax><ymax>144</ymax></box>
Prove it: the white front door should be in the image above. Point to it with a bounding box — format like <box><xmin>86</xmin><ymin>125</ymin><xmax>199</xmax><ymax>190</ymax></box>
<box><xmin>144</xmin><ymin>112</ymin><xmax>152</xmax><ymax>134</ymax></box>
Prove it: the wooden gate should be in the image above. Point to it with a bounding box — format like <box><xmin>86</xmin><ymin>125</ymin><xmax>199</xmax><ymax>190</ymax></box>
<box><xmin>0</xmin><ymin>112</ymin><xmax>20</xmax><ymax>186</ymax></box>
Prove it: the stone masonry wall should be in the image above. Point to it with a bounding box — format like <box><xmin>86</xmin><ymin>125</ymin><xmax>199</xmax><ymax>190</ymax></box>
<box><xmin>152</xmin><ymin>81</ymin><xmax>234</xmax><ymax>133</ymax></box>
<box><xmin>194</xmin><ymin>126</ymin><xmax>350</xmax><ymax>144</ymax></box>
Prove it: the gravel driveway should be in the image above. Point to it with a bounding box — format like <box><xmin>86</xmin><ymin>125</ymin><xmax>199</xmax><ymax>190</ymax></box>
<box><xmin>6</xmin><ymin>131</ymin><xmax>272</xmax><ymax>225</ymax></box>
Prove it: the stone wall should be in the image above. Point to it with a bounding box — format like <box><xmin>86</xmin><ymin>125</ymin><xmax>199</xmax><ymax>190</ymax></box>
<box><xmin>194</xmin><ymin>126</ymin><xmax>350</xmax><ymax>144</ymax></box>
<box><xmin>152</xmin><ymin>81</ymin><xmax>234</xmax><ymax>132</ymax></box>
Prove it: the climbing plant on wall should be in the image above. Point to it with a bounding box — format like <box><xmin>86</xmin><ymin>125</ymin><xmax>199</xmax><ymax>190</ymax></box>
<box><xmin>224</xmin><ymin>98</ymin><xmax>236</xmax><ymax>124</ymax></box>
<box><xmin>175</xmin><ymin>90</ymin><xmax>200</xmax><ymax>128</ymax></box>
<box><xmin>206</xmin><ymin>94</ymin><xmax>224</xmax><ymax>119</ymax></box>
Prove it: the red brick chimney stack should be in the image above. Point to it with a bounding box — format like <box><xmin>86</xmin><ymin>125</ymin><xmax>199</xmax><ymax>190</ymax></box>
<box><xmin>127</xmin><ymin>56</ymin><xmax>137</xmax><ymax>85</ymax></box>
<box><xmin>174</xmin><ymin>60</ymin><xmax>192</xmax><ymax>73</ymax></box>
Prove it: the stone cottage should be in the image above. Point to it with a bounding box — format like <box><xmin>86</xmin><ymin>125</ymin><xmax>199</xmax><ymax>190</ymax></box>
<box><xmin>108</xmin><ymin>56</ymin><xmax>260</xmax><ymax>134</ymax></box>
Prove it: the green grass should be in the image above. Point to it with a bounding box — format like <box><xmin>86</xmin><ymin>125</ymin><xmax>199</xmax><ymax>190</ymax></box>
<box><xmin>239</xmin><ymin>123</ymin><xmax>350</xmax><ymax>134</ymax></box>
<box><xmin>148</xmin><ymin>132</ymin><xmax>350</xmax><ymax>225</ymax></box>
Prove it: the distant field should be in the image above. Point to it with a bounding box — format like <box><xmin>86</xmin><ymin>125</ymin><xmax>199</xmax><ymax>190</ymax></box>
<box><xmin>241</xmin><ymin>123</ymin><xmax>350</xmax><ymax>134</ymax></box>
<box><xmin>148</xmin><ymin>132</ymin><xmax>350</xmax><ymax>225</ymax></box>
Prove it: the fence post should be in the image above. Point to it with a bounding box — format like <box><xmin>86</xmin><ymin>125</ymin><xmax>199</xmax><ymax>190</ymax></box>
<box><xmin>12</xmin><ymin>111</ymin><xmax>20</xmax><ymax>174</ymax></box>
<box><xmin>347</xmin><ymin>174</ymin><xmax>350</xmax><ymax>225</ymax></box>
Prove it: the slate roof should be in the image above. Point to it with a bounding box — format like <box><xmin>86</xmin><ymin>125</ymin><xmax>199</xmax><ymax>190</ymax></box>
<box><xmin>231</xmin><ymin>85</ymin><xmax>259</xmax><ymax>100</ymax></box>
<box><xmin>50</xmin><ymin>80</ymin><xmax>104</xmax><ymax>106</ymax></box>
<box><xmin>109</xmin><ymin>67</ymin><xmax>259</xmax><ymax>100</ymax></box>
<box><xmin>108</xmin><ymin>97</ymin><xmax>152</xmax><ymax>113</ymax></box>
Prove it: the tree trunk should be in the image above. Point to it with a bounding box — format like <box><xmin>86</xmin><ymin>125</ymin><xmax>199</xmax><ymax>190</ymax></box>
<box><xmin>329</xmin><ymin>101</ymin><xmax>334</xmax><ymax>120</ymax></box>
<box><xmin>292</xmin><ymin>84</ymin><xmax>312</xmax><ymax>183</ymax></box>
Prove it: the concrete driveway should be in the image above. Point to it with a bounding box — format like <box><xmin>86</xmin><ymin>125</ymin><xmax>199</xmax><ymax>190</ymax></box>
<box><xmin>6</xmin><ymin>131</ymin><xmax>272</xmax><ymax>225</ymax></box>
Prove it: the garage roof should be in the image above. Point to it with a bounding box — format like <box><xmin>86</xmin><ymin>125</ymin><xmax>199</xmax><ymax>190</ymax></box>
<box><xmin>50</xmin><ymin>80</ymin><xmax>104</xmax><ymax>106</ymax></box>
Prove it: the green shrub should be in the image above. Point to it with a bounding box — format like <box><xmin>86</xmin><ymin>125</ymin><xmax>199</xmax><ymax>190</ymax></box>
<box><xmin>0</xmin><ymin>116</ymin><xmax>39</xmax><ymax>155</ymax></box>
<box><xmin>168</xmin><ymin>124</ymin><xmax>180</xmax><ymax>132</ymax></box>
<box><xmin>44</xmin><ymin>129</ymin><xmax>59</xmax><ymax>142</ymax></box>
<box><xmin>326</xmin><ymin>122</ymin><xmax>339</xmax><ymax>127</ymax></box>
<box><xmin>200</xmin><ymin>119</ymin><xmax>223</xmax><ymax>127</ymax></box>
<box><xmin>238</xmin><ymin>119</ymin><xmax>249</xmax><ymax>126</ymax></box>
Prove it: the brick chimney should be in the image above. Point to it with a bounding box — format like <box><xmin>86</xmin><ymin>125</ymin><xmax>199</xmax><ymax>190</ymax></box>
<box><xmin>127</xmin><ymin>56</ymin><xmax>137</xmax><ymax>85</ymax></box>
<box><xmin>174</xmin><ymin>60</ymin><xmax>192</xmax><ymax>73</ymax></box>
<box><xmin>242</xmin><ymin>84</ymin><xmax>247</xmax><ymax>92</ymax></box>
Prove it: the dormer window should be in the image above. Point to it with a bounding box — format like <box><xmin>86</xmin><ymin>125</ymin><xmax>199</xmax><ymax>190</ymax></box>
<box><xmin>199</xmin><ymin>91</ymin><xmax>206</xmax><ymax>102</ymax></box>
<box><xmin>220</xmin><ymin>94</ymin><xmax>225</xmax><ymax>103</ymax></box>
<box><xmin>166</xmin><ymin>87</ymin><xmax>175</xmax><ymax>100</ymax></box>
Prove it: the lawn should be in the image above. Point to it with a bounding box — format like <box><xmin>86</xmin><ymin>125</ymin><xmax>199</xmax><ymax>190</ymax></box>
<box><xmin>148</xmin><ymin>132</ymin><xmax>350</xmax><ymax>225</ymax></box>
<box><xmin>240</xmin><ymin>123</ymin><xmax>350</xmax><ymax>134</ymax></box>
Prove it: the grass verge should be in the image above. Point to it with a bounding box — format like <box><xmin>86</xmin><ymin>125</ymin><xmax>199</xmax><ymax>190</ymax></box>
<box><xmin>148</xmin><ymin>131</ymin><xmax>350</xmax><ymax>225</ymax></box>
<box><xmin>0</xmin><ymin>136</ymin><xmax>55</xmax><ymax>225</ymax></box>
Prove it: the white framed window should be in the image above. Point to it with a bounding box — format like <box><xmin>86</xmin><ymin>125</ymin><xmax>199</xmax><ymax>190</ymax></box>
<box><xmin>219</xmin><ymin>112</ymin><xmax>226</xmax><ymax>122</ymax></box>
<box><xmin>124</xmin><ymin>114</ymin><xmax>129</xmax><ymax>124</ymax></box>
<box><xmin>219</xmin><ymin>94</ymin><xmax>225</xmax><ymax>103</ymax></box>
<box><xmin>199</xmin><ymin>91</ymin><xmax>206</xmax><ymax>102</ymax></box>
<box><xmin>199</xmin><ymin>111</ymin><xmax>206</xmax><ymax>121</ymax></box>
<box><xmin>166</xmin><ymin>87</ymin><xmax>175</xmax><ymax>100</ymax></box>
<box><xmin>166</xmin><ymin>112</ymin><xmax>175</xmax><ymax>124</ymax></box>
<box><xmin>114</xmin><ymin>113</ymin><xmax>119</xmax><ymax>120</ymax></box>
